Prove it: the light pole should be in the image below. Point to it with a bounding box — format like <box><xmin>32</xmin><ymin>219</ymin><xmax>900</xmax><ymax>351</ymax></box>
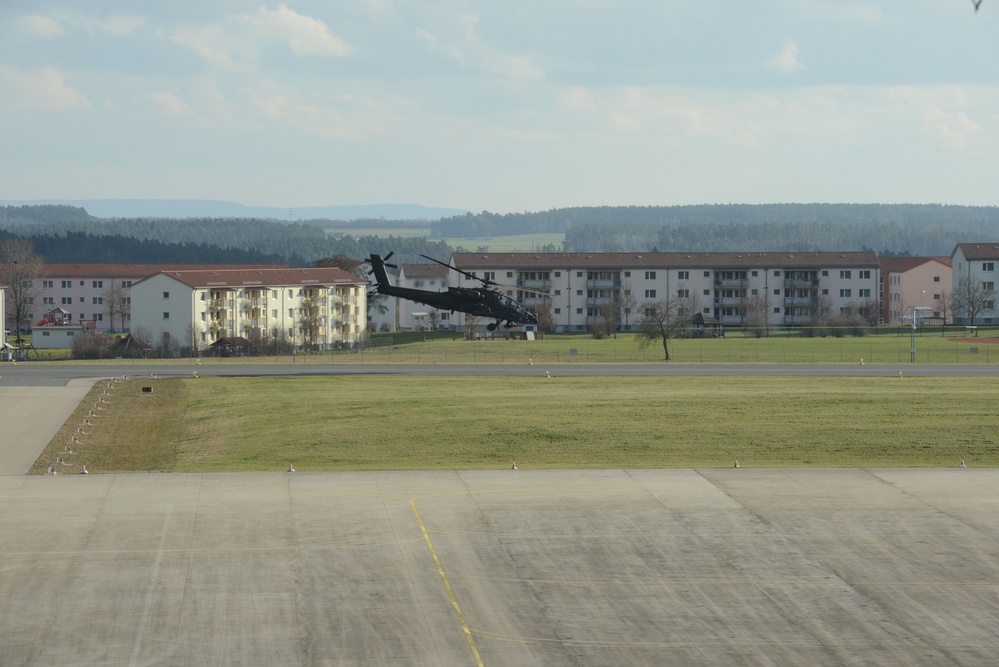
<box><xmin>910</xmin><ymin>306</ymin><xmax>933</xmax><ymax>363</ymax></box>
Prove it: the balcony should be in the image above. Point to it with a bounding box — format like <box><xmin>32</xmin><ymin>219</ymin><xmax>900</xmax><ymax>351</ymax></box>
<box><xmin>784</xmin><ymin>278</ymin><xmax>819</xmax><ymax>287</ymax></box>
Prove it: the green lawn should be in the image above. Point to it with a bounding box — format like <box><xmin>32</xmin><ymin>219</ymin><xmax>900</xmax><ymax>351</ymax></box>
<box><xmin>36</xmin><ymin>374</ymin><xmax>999</xmax><ymax>473</ymax></box>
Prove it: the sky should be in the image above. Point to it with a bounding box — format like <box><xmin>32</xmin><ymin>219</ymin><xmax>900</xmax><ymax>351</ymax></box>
<box><xmin>1</xmin><ymin>1</ymin><xmax>998</xmax><ymax>214</ymax></box>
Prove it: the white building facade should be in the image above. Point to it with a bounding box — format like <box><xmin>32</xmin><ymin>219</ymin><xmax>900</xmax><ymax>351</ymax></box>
<box><xmin>448</xmin><ymin>251</ymin><xmax>882</xmax><ymax>332</ymax></box>
<box><xmin>951</xmin><ymin>243</ymin><xmax>999</xmax><ymax>325</ymax></box>
<box><xmin>131</xmin><ymin>267</ymin><xmax>367</xmax><ymax>353</ymax></box>
<box><xmin>25</xmin><ymin>263</ymin><xmax>283</xmax><ymax>333</ymax></box>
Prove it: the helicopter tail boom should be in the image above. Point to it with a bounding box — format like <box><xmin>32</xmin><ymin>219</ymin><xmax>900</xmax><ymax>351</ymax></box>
<box><xmin>366</xmin><ymin>253</ymin><xmax>396</xmax><ymax>291</ymax></box>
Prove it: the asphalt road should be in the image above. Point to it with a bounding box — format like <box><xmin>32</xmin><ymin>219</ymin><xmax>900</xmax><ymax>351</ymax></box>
<box><xmin>3</xmin><ymin>360</ymin><xmax>999</xmax><ymax>386</ymax></box>
<box><xmin>2</xmin><ymin>361</ymin><xmax>998</xmax><ymax>665</ymax></box>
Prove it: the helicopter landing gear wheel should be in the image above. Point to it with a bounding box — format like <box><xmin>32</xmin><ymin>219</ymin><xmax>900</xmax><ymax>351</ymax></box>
<box><xmin>487</xmin><ymin>322</ymin><xmax>498</xmax><ymax>331</ymax></box>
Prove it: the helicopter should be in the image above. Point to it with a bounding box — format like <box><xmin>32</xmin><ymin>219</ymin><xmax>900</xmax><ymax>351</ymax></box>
<box><xmin>366</xmin><ymin>252</ymin><xmax>541</xmax><ymax>331</ymax></box>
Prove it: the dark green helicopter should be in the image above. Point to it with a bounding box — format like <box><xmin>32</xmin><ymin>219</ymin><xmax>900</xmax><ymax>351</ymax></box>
<box><xmin>367</xmin><ymin>253</ymin><xmax>541</xmax><ymax>331</ymax></box>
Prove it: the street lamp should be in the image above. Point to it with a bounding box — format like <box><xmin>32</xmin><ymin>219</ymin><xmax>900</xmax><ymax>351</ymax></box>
<box><xmin>910</xmin><ymin>306</ymin><xmax>933</xmax><ymax>363</ymax></box>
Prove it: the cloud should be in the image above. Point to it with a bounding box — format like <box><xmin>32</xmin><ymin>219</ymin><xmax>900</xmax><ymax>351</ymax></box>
<box><xmin>769</xmin><ymin>41</ymin><xmax>803</xmax><ymax>75</ymax></box>
<box><xmin>559</xmin><ymin>85</ymin><xmax>599</xmax><ymax>113</ymax></box>
<box><xmin>249</xmin><ymin>4</ymin><xmax>351</xmax><ymax>57</ymax></box>
<box><xmin>173</xmin><ymin>4</ymin><xmax>351</xmax><ymax>69</ymax></box>
<box><xmin>0</xmin><ymin>66</ymin><xmax>91</xmax><ymax>111</ymax></box>
<box><xmin>138</xmin><ymin>91</ymin><xmax>192</xmax><ymax>119</ymax></box>
<box><xmin>17</xmin><ymin>14</ymin><xmax>64</xmax><ymax>37</ymax></box>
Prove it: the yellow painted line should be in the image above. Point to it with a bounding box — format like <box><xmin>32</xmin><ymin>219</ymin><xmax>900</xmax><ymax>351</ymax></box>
<box><xmin>410</xmin><ymin>499</ymin><xmax>484</xmax><ymax>667</ymax></box>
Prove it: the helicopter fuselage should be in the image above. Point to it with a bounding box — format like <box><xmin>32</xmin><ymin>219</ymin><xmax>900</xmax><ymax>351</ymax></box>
<box><xmin>367</xmin><ymin>254</ymin><xmax>538</xmax><ymax>327</ymax></box>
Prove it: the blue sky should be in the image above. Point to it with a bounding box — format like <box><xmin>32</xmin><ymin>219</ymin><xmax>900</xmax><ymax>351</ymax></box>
<box><xmin>2</xmin><ymin>1</ymin><xmax>997</xmax><ymax>213</ymax></box>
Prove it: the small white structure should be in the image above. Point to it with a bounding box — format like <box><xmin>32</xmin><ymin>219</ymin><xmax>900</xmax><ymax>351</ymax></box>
<box><xmin>33</xmin><ymin>324</ymin><xmax>88</xmax><ymax>349</ymax></box>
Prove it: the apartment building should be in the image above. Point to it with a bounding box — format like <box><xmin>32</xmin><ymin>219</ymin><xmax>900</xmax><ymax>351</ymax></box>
<box><xmin>131</xmin><ymin>267</ymin><xmax>367</xmax><ymax>352</ymax></box>
<box><xmin>879</xmin><ymin>256</ymin><xmax>952</xmax><ymax>325</ymax></box>
<box><xmin>951</xmin><ymin>243</ymin><xmax>999</xmax><ymax>325</ymax></box>
<box><xmin>21</xmin><ymin>263</ymin><xmax>284</xmax><ymax>333</ymax></box>
<box><xmin>448</xmin><ymin>251</ymin><xmax>882</xmax><ymax>332</ymax></box>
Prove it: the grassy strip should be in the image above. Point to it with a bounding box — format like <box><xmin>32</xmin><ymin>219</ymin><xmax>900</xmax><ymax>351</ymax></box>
<box><xmin>35</xmin><ymin>375</ymin><xmax>999</xmax><ymax>473</ymax></box>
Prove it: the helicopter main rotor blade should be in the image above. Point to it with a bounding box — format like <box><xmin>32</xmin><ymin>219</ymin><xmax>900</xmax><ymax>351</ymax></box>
<box><xmin>419</xmin><ymin>255</ymin><xmax>494</xmax><ymax>286</ymax></box>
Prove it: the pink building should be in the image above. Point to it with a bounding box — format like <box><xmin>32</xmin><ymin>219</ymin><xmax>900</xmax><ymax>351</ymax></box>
<box><xmin>879</xmin><ymin>256</ymin><xmax>952</xmax><ymax>325</ymax></box>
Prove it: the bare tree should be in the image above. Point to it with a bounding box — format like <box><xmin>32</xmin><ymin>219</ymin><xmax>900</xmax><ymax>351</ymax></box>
<box><xmin>534</xmin><ymin>302</ymin><xmax>555</xmax><ymax>334</ymax></box>
<box><xmin>619</xmin><ymin>288</ymin><xmax>637</xmax><ymax>331</ymax></box>
<box><xmin>635</xmin><ymin>292</ymin><xmax>700</xmax><ymax>361</ymax></box>
<box><xmin>952</xmin><ymin>277</ymin><xmax>996</xmax><ymax>326</ymax></box>
<box><xmin>744</xmin><ymin>292</ymin><xmax>771</xmax><ymax>337</ymax></box>
<box><xmin>103</xmin><ymin>282</ymin><xmax>130</xmax><ymax>332</ymax></box>
<box><xmin>427</xmin><ymin>309</ymin><xmax>441</xmax><ymax>331</ymax></box>
<box><xmin>935</xmin><ymin>291</ymin><xmax>953</xmax><ymax>325</ymax></box>
<box><xmin>0</xmin><ymin>238</ymin><xmax>45</xmax><ymax>345</ymax></box>
<box><xmin>464</xmin><ymin>314</ymin><xmax>479</xmax><ymax>340</ymax></box>
<box><xmin>298</xmin><ymin>296</ymin><xmax>323</xmax><ymax>350</ymax></box>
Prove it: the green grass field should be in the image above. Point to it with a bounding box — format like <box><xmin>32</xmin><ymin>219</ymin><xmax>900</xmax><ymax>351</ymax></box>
<box><xmin>36</xmin><ymin>374</ymin><xmax>999</xmax><ymax>474</ymax></box>
<box><xmin>322</xmin><ymin>330</ymin><xmax>999</xmax><ymax>365</ymax></box>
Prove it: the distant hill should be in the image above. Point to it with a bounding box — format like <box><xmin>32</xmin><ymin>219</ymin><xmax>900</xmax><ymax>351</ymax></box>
<box><xmin>0</xmin><ymin>199</ymin><xmax>468</xmax><ymax>221</ymax></box>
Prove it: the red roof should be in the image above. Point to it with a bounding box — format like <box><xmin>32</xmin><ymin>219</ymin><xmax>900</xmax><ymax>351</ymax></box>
<box><xmin>137</xmin><ymin>267</ymin><xmax>365</xmax><ymax>288</ymax></box>
<box><xmin>40</xmin><ymin>263</ymin><xmax>286</xmax><ymax>278</ymax></box>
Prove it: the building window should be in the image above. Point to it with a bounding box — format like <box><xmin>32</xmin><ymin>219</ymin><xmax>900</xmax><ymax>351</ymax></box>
<box><xmin>576</xmin><ymin>290</ymin><xmax>583</xmax><ymax>296</ymax></box>
<box><xmin>554</xmin><ymin>308</ymin><xmax>561</xmax><ymax>314</ymax></box>
<box><xmin>985</xmin><ymin>282</ymin><xmax>995</xmax><ymax>291</ymax></box>
<box><xmin>79</xmin><ymin>297</ymin><xmax>84</xmax><ymax>303</ymax></box>
<box><xmin>93</xmin><ymin>280</ymin><xmax>103</xmax><ymax>288</ymax></box>
<box><xmin>822</xmin><ymin>270</ymin><xmax>828</xmax><ymax>277</ymax></box>
<box><xmin>121</xmin><ymin>280</ymin><xmax>132</xmax><ymax>288</ymax></box>
<box><xmin>644</xmin><ymin>271</ymin><xmax>656</xmax><ymax>280</ymax></box>
<box><xmin>61</xmin><ymin>280</ymin><xmax>71</xmax><ymax>288</ymax></box>
<box><xmin>272</xmin><ymin>309</ymin><xmax>278</xmax><ymax>319</ymax></box>
<box><xmin>677</xmin><ymin>271</ymin><xmax>689</xmax><ymax>280</ymax></box>
<box><xmin>93</xmin><ymin>297</ymin><xmax>103</xmax><ymax>305</ymax></box>
<box><xmin>773</xmin><ymin>270</ymin><xmax>781</xmax><ymax>277</ymax></box>
<box><xmin>933</xmin><ymin>276</ymin><xmax>940</xmax><ymax>283</ymax></box>
<box><xmin>576</xmin><ymin>308</ymin><xmax>583</xmax><ymax>314</ymax></box>
<box><xmin>751</xmin><ymin>271</ymin><xmax>758</xmax><ymax>277</ymax></box>
<box><xmin>859</xmin><ymin>289</ymin><xmax>870</xmax><ymax>298</ymax></box>
<box><xmin>43</xmin><ymin>280</ymin><xmax>53</xmax><ymax>288</ymax></box>
<box><xmin>774</xmin><ymin>307</ymin><xmax>781</xmax><ymax>313</ymax></box>
<box><xmin>623</xmin><ymin>271</ymin><xmax>630</xmax><ymax>277</ymax></box>
<box><xmin>677</xmin><ymin>289</ymin><xmax>689</xmax><ymax>298</ymax></box>
<box><xmin>703</xmin><ymin>289</ymin><xmax>710</xmax><ymax>296</ymax></box>
<box><xmin>43</xmin><ymin>297</ymin><xmax>54</xmax><ymax>305</ymax></box>
<box><xmin>703</xmin><ymin>271</ymin><xmax>710</xmax><ymax>277</ymax></box>
<box><xmin>163</xmin><ymin>292</ymin><xmax>170</xmax><ymax>299</ymax></box>
<box><xmin>840</xmin><ymin>270</ymin><xmax>852</xmax><ymax>280</ymax></box>
<box><xmin>94</xmin><ymin>314</ymin><xmax>103</xmax><ymax>321</ymax></box>
<box><xmin>644</xmin><ymin>289</ymin><xmax>656</xmax><ymax>298</ymax></box>
<box><xmin>840</xmin><ymin>289</ymin><xmax>852</xmax><ymax>298</ymax></box>
<box><xmin>62</xmin><ymin>297</ymin><xmax>72</xmax><ymax>305</ymax></box>
<box><xmin>983</xmin><ymin>263</ymin><xmax>995</xmax><ymax>271</ymax></box>
<box><xmin>859</xmin><ymin>270</ymin><xmax>871</xmax><ymax>279</ymax></box>
<box><xmin>163</xmin><ymin>312</ymin><xmax>170</xmax><ymax>319</ymax></box>
<box><xmin>773</xmin><ymin>289</ymin><xmax>781</xmax><ymax>295</ymax></box>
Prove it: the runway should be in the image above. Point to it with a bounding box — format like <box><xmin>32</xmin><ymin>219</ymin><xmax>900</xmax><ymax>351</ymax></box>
<box><xmin>1</xmin><ymin>468</ymin><xmax>997</xmax><ymax>666</ymax></box>
<box><xmin>1</xmin><ymin>362</ymin><xmax>997</xmax><ymax>665</ymax></box>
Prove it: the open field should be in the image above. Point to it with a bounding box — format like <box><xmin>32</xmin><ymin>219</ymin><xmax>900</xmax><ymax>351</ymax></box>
<box><xmin>34</xmin><ymin>374</ymin><xmax>999</xmax><ymax>474</ymax></box>
<box><xmin>9</xmin><ymin>329</ymin><xmax>999</xmax><ymax>364</ymax></box>
<box><xmin>356</xmin><ymin>331</ymin><xmax>999</xmax><ymax>365</ymax></box>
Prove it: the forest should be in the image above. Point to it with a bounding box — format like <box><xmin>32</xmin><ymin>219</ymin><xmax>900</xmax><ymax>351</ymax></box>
<box><xmin>2</xmin><ymin>203</ymin><xmax>997</xmax><ymax>265</ymax></box>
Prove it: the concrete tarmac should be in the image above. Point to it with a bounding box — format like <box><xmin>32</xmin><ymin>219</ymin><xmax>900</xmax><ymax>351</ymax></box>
<box><xmin>1</xmin><ymin>468</ymin><xmax>997</xmax><ymax>666</ymax></box>
<box><xmin>0</xmin><ymin>379</ymin><xmax>94</xmax><ymax>474</ymax></box>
